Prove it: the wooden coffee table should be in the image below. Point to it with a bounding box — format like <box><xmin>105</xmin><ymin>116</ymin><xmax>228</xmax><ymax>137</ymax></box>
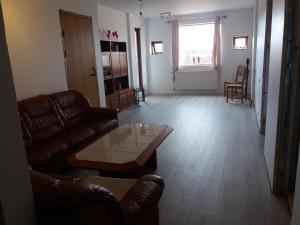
<box><xmin>68</xmin><ymin>123</ymin><xmax>173</xmax><ymax>176</ymax></box>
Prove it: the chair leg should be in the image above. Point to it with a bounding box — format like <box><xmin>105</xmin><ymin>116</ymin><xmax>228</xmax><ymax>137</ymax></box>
<box><xmin>242</xmin><ymin>89</ymin><xmax>244</xmax><ymax>104</ymax></box>
<box><xmin>226</xmin><ymin>87</ymin><xmax>229</xmax><ymax>103</ymax></box>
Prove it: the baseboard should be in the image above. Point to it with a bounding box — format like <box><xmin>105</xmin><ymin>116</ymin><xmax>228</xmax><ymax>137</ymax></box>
<box><xmin>148</xmin><ymin>93</ymin><xmax>224</xmax><ymax>96</ymax></box>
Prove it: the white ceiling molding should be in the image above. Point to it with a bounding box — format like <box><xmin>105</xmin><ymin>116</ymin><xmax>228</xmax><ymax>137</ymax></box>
<box><xmin>99</xmin><ymin>0</ymin><xmax>254</xmax><ymax>18</ymax></box>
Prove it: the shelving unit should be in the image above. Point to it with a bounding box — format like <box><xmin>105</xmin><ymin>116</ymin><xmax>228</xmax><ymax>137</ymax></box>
<box><xmin>101</xmin><ymin>40</ymin><xmax>134</xmax><ymax>110</ymax></box>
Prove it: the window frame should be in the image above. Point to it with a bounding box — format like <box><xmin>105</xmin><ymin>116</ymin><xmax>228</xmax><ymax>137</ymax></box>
<box><xmin>178</xmin><ymin>22</ymin><xmax>215</xmax><ymax>69</ymax></box>
<box><xmin>232</xmin><ymin>35</ymin><xmax>249</xmax><ymax>50</ymax></box>
<box><xmin>151</xmin><ymin>41</ymin><xmax>163</xmax><ymax>55</ymax></box>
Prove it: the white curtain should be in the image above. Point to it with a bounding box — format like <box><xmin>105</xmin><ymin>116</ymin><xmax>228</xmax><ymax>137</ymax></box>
<box><xmin>171</xmin><ymin>20</ymin><xmax>179</xmax><ymax>82</ymax></box>
<box><xmin>213</xmin><ymin>17</ymin><xmax>221</xmax><ymax>73</ymax></box>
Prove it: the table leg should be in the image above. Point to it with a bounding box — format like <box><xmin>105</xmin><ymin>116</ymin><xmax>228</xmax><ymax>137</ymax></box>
<box><xmin>147</xmin><ymin>151</ymin><xmax>157</xmax><ymax>169</ymax></box>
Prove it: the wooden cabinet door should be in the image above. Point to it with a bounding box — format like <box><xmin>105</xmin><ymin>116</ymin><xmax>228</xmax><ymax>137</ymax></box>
<box><xmin>105</xmin><ymin>96</ymin><xmax>111</xmax><ymax>108</ymax></box>
<box><xmin>111</xmin><ymin>52</ymin><xmax>121</xmax><ymax>77</ymax></box>
<box><xmin>127</xmin><ymin>90</ymin><xmax>134</xmax><ymax>106</ymax></box>
<box><xmin>120</xmin><ymin>94</ymin><xmax>128</xmax><ymax>109</ymax></box>
<box><xmin>119</xmin><ymin>52</ymin><xmax>128</xmax><ymax>76</ymax></box>
<box><xmin>59</xmin><ymin>11</ymin><xmax>100</xmax><ymax>107</ymax></box>
<box><xmin>110</xmin><ymin>94</ymin><xmax>120</xmax><ymax>110</ymax></box>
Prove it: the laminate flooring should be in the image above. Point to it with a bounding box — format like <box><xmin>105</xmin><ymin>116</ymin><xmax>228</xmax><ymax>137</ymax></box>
<box><xmin>117</xmin><ymin>95</ymin><xmax>290</xmax><ymax>225</ymax></box>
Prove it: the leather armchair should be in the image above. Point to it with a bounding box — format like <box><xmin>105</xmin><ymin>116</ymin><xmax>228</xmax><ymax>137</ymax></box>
<box><xmin>30</xmin><ymin>170</ymin><xmax>164</xmax><ymax>225</ymax></box>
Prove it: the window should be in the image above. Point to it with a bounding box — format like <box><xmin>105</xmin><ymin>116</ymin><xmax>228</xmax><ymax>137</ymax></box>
<box><xmin>179</xmin><ymin>23</ymin><xmax>215</xmax><ymax>68</ymax></box>
<box><xmin>233</xmin><ymin>35</ymin><xmax>248</xmax><ymax>50</ymax></box>
<box><xmin>151</xmin><ymin>41</ymin><xmax>163</xmax><ymax>55</ymax></box>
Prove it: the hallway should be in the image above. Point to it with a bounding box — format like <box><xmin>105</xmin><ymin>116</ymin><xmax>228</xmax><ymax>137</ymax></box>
<box><xmin>119</xmin><ymin>95</ymin><xmax>290</xmax><ymax>225</ymax></box>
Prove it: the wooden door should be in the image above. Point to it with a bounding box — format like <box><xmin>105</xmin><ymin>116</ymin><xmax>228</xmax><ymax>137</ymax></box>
<box><xmin>119</xmin><ymin>52</ymin><xmax>128</xmax><ymax>76</ymax></box>
<box><xmin>111</xmin><ymin>52</ymin><xmax>121</xmax><ymax>77</ymax></box>
<box><xmin>59</xmin><ymin>10</ymin><xmax>100</xmax><ymax>106</ymax></box>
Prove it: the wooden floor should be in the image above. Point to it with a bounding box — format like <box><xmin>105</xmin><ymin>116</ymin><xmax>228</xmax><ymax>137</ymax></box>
<box><xmin>117</xmin><ymin>95</ymin><xmax>290</xmax><ymax>225</ymax></box>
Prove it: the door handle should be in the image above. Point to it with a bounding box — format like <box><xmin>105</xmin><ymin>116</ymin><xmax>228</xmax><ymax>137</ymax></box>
<box><xmin>88</xmin><ymin>67</ymin><xmax>97</xmax><ymax>77</ymax></box>
<box><xmin>88</xmin><ymin>73</ymin><xmax>96</xmax><ymax>77</ymax></box>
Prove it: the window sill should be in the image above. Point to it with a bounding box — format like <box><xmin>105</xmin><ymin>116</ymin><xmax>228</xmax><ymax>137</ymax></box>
<box><xmin>178</xmin><ymin>65</ymin><xmax>214</xmax><ymax>72</ymax></box>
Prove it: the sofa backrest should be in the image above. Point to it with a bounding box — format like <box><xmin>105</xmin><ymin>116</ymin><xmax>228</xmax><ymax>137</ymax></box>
<box><xmin>18</xmin><ymin>95</ymin><xmax>64</xmax><ymax>144</ymax></box>
<box><xmin>49</xmin><ymin>91</ymin><xmax>92</xmax><ymax>129</ymax></box>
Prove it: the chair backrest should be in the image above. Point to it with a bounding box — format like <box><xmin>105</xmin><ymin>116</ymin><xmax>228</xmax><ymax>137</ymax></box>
<box><xmin>235</xmin><ymin>65</ymin><xmax>248</xmax><ymax>83</ymax></box>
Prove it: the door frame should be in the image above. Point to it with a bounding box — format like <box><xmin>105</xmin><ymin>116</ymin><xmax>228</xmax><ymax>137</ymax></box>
<box><xmin>134</xmin><ymin>28</ymin><xmax>143</xmax><ymax>88</ymax></box>
<box><xmin>59</xmin><ymin>9</ymin><xmax>100</xmax><ymax>105</ymax></box>
<box><xmin>260</xmin><ymin>0</ymin><xmax>273</xmax><ymax>134</ymax></box>
<box><xmin>272</xmin><ymin>0</ymin><xmax>300</xmax><ymax>195</ymax></box>
<box><xmin>283</xmin><ymin>0</ymin><xmax>300</xmax><ymax>203</ymax></box>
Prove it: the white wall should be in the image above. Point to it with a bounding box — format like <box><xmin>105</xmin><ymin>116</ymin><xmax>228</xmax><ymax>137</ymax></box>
<box><xmin>254</xmin><ymin>0</ymin><xmax>267</xmax><ymax>129</ymax></box>
<box><xmin>97</xmin><ymin>5</ymin><xmax>128</xmax><ymax>42</ymax></box>
<box><xmin>2</xmin><ymin>0</ymin><xmax>106</xmax><ymax>106</ymax></box>
<box><xmin>263</xmin><ymin>0</ymin><xmax>286</xmax><ymax>189</ymax></box>
<box><xmin>146</xmin><ymin>8</ymin><xmax>254</xmax><ymax>95</ymax></box>
<box><xmin>0</xmin><ymin>2</ymin><xmax>36</xmax><ymax>224</ymax></box>
<box><xmin>146</xmin><ymin>18</ymin><xmax>173</xmax><ymax>94</ymax></box>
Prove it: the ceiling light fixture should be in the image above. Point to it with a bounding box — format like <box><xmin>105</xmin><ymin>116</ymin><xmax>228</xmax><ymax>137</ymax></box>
<box><xmin>139</xmin><ymin>0</ymin><xmax>143</xmax><ymax>17</ymax></box>
<box><xmin>160</xmin><ymin>12</ymin><xmax>173</xmax><ymax>23</ymax></box>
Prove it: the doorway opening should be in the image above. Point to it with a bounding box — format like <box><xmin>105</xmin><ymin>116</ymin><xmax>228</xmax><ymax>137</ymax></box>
<box><xmin>134</xmin><ymin>28</ymin><xmax>145</xmax><ymax>102</ymax></box>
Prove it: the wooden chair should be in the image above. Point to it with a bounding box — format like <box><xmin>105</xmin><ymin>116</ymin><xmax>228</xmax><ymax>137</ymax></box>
<box><xmin>224</xmin><ymin>64</ymin><xmax>248</xmax><ymax>104</ymax></box>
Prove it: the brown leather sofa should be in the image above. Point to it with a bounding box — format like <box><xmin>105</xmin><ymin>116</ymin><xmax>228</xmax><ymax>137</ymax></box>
<box><xmin>30</xmin><ymin>170</ymin><xmax>164</xmax><ymax>225</ymax></box>
<box><xmin>18</xmin><ymin>90</ymin><xmax>118</xmax><ymax>172</ymax></box>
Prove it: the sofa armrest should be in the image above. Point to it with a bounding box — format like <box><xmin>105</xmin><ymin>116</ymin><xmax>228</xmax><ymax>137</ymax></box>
<box><xmin>47</xmin><ymin>173</ymin><xmax>82</xmax><ymax>182</ymax></box>
<box><xmin>90</xmin><ymin>107</ymin><xmax>118</xmax><ymax>120</ymax></box>
<box><xmin>30</xmin><ymin>171</ymin><xmax>126</xmax><ymax>225</ymax></box>
<box><xmin>120</xmin><ymin>175</ymin><xmax>165</xmax><ymax>225</ymax></box>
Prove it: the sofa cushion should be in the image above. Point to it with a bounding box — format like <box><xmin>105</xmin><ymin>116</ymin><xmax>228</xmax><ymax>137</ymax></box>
<box><xmin>28</xmin><ymin>140</ymin><xmax>69</xmax><ymax>168</ymax></box>
<box><xmin>60</xmin><ymin>126</ymin><xmax>96</xmax><ymax>149</ymax></box>
<box><xmin>28</xmin><ymin>126</ymin><xmax>96</xmax><ymax>168</ymax></box>
<box><xmin>85</xmin><ymin>118</ymin><xmax>118</xmax><ymax>136</ymax></box>
<box><xmin>84</xmin><ymin>176</ymin><xmax>137</xmax><ymax>201</ymax></box>
<box><xmin>50</xmin><ymin>91</ymin><xmax>93</xmax><ymax>129</ymax></box>
<box><xmin>18</xmin><ymin>95</ymin><xmax>64</xmax><ymax>143</ymax></box>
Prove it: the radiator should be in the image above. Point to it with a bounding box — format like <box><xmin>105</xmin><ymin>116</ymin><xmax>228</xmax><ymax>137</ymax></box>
<box><xmin>174</xmin><ymin>70</ymin><xmax>218</xmax><ymax>90</ymax></box>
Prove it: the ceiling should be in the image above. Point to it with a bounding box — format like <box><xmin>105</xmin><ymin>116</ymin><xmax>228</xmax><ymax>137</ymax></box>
<box><xmin>99</xmin><ymin>0</ymin><xmax>254</xmax><ymax>18</ymax></box>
